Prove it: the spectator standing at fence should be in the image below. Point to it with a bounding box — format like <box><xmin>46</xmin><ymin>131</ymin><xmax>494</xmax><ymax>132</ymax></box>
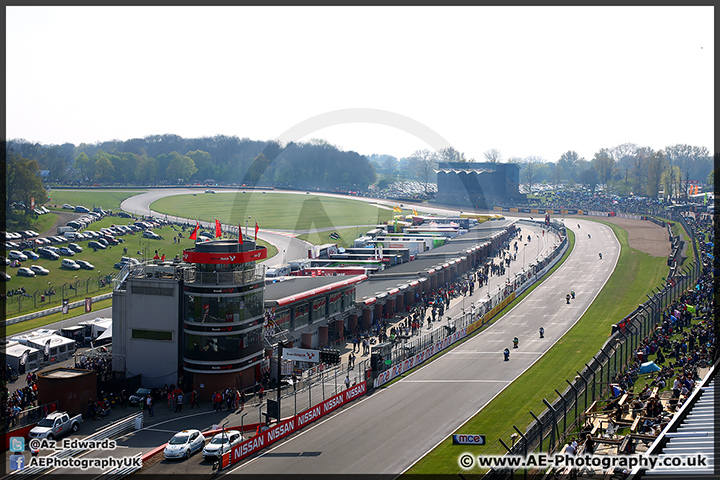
<box><xmin>345</xmin><ymin>375</ymin><xmax>350</xmax><ymax>390</ymax></box>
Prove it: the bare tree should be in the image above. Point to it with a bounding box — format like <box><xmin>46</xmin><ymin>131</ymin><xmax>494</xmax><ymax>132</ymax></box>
<box><xmin>592</xmin><ymin>148</ymin><xmax>615</xmax><ymax>193</ymax></box>
<box><xmin>439</xmin><ymin>147</ymin><xmax>467</xmax><ymax>163</ymax></box>
<box><xmin>408</xmin><ymin>149</ymin><xmax>439</xmax><ymax>194</ymax></box>
<box><xmin>483</xmin><ymin>149</ymin><xmax>502</xmax><ymax>163</ymax></box>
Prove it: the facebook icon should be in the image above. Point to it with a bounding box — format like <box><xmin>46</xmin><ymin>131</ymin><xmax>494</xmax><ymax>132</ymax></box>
<box><xmin>10</xmin><ymin>454</ymin><xmax>25</xmax><ymax>471</ymax></box>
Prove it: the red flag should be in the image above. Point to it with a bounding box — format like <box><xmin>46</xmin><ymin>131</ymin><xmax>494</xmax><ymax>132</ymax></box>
<box><xmin>215</xmin><ymin>219</ymin><xmax>222</xmax><ymax>238</ymax></box>
<box><xmin>189</xmin><ymin>222</ymin><xmax>199</xmax><ymax>240</ymax></box>
<box><xmin>254</xmin><ymin>221</ymin><xmax>259</xmax><ymax>242</ymax></box>
<box><xmin>238</xmin><ymin>223</ymin><xmax>243</xmax><ymax>244</ymax></box>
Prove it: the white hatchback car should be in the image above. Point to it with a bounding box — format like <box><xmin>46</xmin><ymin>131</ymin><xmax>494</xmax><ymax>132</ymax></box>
<box><xmin>30</xmin><ymin>265</ymin><xmax>50</xmax><ymax>275</ymax></box>
<box><xmin>202</xmin><ymin>430</ymin><xmax>244</xmax><ymax>460</ymax></box>
<box><xmin>61</xmin><ymin>258</ymin><xmax>81</xmax><ymax>270</ymax></box>
<box><xmin>17</xmin><ymin>267</ymin><xmax>36</xmax><ymax>277</ymax></box>
<box><xmin>163</xmin><ymin>429</ymin><xmax>206</xmax><ymax>460</ymax></box>
<box><xmin>8</xmin><ymin>250</ymin><xmax>28</xmax><ymax>261</ymax></box>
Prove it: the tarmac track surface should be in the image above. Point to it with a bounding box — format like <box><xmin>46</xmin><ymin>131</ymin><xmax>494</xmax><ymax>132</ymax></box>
<box><xmin>184</xmin><ymin>219</ymin><xmax>616</xmax><ymax>476</ymax></box>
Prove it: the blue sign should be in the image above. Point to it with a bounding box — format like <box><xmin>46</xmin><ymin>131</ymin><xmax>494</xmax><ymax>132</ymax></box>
<box><xmin>453</xmin><ymin>434</ymin><xmax>486</xmax><ymax>445</ymax></box>
<box><xmin>10</xmin><ymin>454</ymin><xmax>25</xmax><ymax>470</ymax></box>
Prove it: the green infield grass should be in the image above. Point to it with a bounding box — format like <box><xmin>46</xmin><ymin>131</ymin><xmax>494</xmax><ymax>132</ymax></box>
<box><xmin>150</xmin><ymin>192</ymin><xmax>393</xmax><ymax>231</ymax></box>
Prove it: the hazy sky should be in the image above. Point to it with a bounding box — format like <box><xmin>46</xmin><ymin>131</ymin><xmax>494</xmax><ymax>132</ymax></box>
<box><xmin>6</xmin><ymin>6</ymin><xmax>714</xmax><ymax>162</ymax></box>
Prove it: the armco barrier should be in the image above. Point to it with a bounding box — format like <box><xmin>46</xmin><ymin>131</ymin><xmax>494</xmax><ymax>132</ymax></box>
<box><xmin>220</xmin><ymin>381</ymin><xmax>367</xmax><ymax>468</ymax></box>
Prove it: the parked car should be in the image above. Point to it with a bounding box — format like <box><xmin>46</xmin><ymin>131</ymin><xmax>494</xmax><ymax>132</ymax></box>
<box><xmin>88</xmin><ymin>240</ymin><xmax>106</xmax><ymax>250</ymax></box>
<box><xmin>74</xmin><ymin>205</ymin><xmax>90</xmax><ymax>213</ymax></box>
<box><xmin>102</xmin><ymin>236</ymin><xmax>119</xmax><ymax>246</ymax></box>
<box><xmin>142</xmin><ymin>230</ymin><xmax>162</xmax><ymax>240</ymax></box>
<box><xmin>118</xmin><ymin>211</ymin><xmax>132</xmax><ymax>218</ymax></box>
<box><xmin>1</xmin><ymin>256</ymin><xmax>9</xmax><ymax>265</ymax></box>
<box><xmin>17</xmin><ymin>266</ymin><xmax>36</xmax><ymax>277</ymax></box>
<box><xmin>22</xmin><ymin>250</ymin><xmax>40</xmax><ymax>260</ymax></box>
<box><xmin>0</xmin><ymin>271</ymin><xmax>11</xmax><ymax>281</ymax></box>
<box><xmin>68</xmin><ymin>243</ymin><xmax>83</xmax><ymax>253</ymax></box>
<box><xmin>30</xmin><ymin>265</ymin><xmax>50</xmax><ymax>275</ymax></box>
<box><xmin>202</xmin><ymin>430</ymin><xmax>244</xmax><ymax>460</ymax></box>
<box><xmin>75</xmin><ymin>259</ymin><xmax>94</xmax><ymax>270</ymax></box>
<box><xmin>128</xmin><ymin>387</ymin><xmax>158</xmax><ymax>406</ymax></box>
<box><xmin>28</xmin><ymin>412</ymin><xmax>82</xmax><ymax>440</ymax></box>
<box><xmin>61</xmin><ymin>259</ymin><xmax>81</xmax><ymax>270</ymax></box>
<box><xmin>59</xmin><ymin>247</ymin><xmax>75</xmax><ymax>256</ymax></box>
<box><xmin>62</xmin><ymin>204</ymin><xmax>74</xmax><ymax>209</ymax></box>
<box><xmin>164</xmin><ymin>429</ymin><xmax>206</xmax><ymax>460</ymax></box>
<box><xmin>8</xmin><ymin>250</ymin><xmax>28</xmax><ymax>262</ymax></box>
<box><xmin>39</xmin><ymin>249</ymin><xmax>60</xmax><ymax>260</ymax></box>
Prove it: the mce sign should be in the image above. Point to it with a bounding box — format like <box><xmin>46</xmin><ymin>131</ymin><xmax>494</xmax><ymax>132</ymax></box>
<box><xmin>453</xmin><ymin>434</ymin><xmax>486</xmax><ymax>445</ymax></box>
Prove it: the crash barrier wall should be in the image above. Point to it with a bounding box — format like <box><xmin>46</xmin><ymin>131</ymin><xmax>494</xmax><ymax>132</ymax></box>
<box><xmin>483</xmin><ymin>253</ymin><xmax>703</xmax><ymax>480</ymax></box>
<box><xmin>219</xmin><ymin>381</ymin><xmax>367</xmax><ymax>468</ymax></box>
<box><xmin>373</xmin><ymin>221</ymin><xmax>567</xmax><ymax>388</ymax></box>
<box><xmin>8</xmin><ymin>410</ymin><xmax>143</xmax><ymax>478</ymax></box>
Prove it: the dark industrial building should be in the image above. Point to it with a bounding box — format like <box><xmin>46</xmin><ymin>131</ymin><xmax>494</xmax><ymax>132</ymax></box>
<box><xmin>435</xmin><ymin>161</ymin><xmax>522</xmax><ymax>208</ymax></box>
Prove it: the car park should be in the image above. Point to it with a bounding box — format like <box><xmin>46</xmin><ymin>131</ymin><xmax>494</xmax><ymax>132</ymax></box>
<box><xmin>8</xmin><ymin>250</ymin><xmax>29</xmax><ymax>261</ymax></box>
<box><xmin>163</xmin><ymin>430</ymin><xmax>206</xmax><ymax>460</ymax></box>
<box><xmin>17</xmin><ymin>266</ymin><xmax>36</xmax><ymax>277</ymax></box>
<box><xmin>22</xmin><ymin>250</ymin><xmax>40</xmax><ymax>260</ymax></box>
<box><xmin>88</xmin><ymin>240</ymin><xmax>107</xmax><ymax>250</ymax></box>
<box><xmin>75</xmin><ymin>259</ymin><xmax>94</xmax><ymax>270</ymax></box>
<box><xmin>61</xmin><ymin>259</ymin><xmax>81</xmax><ymax>270</ymax></box>
<box><xmin>30</xmin><ymin>265</ymin><xmax>50</xmax><ymax>275</ymax></box>
<box><xmin>202</xmin><ymin>430</ymin><xmax>243</xmax><ymax>460</ymax></box>
<box><xmin>68</xmin><ymin>243</ymin><xmax>83</xmax><ymax>253</ymax></box>
<box><xmin>59</xmin><ymin>247</ymin><xmax>76</xmax><ymax>256</ymax></box>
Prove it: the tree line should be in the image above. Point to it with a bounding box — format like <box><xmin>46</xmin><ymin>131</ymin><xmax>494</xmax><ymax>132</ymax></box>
<box><xmin>370</xmin><ymin>143</ymin><xmax>714</xmax><ymax>200</ymax></box>
<box><xmin>5</xmin><ymin>135</ymin><xmax>377</xmax><ymax>190</ymax></box>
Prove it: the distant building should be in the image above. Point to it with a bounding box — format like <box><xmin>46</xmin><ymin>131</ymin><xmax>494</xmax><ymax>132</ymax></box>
<box><xmin>435</xmin><ymin>162</ymin><xmax>522</xmax><ymax>208</ymax></box>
